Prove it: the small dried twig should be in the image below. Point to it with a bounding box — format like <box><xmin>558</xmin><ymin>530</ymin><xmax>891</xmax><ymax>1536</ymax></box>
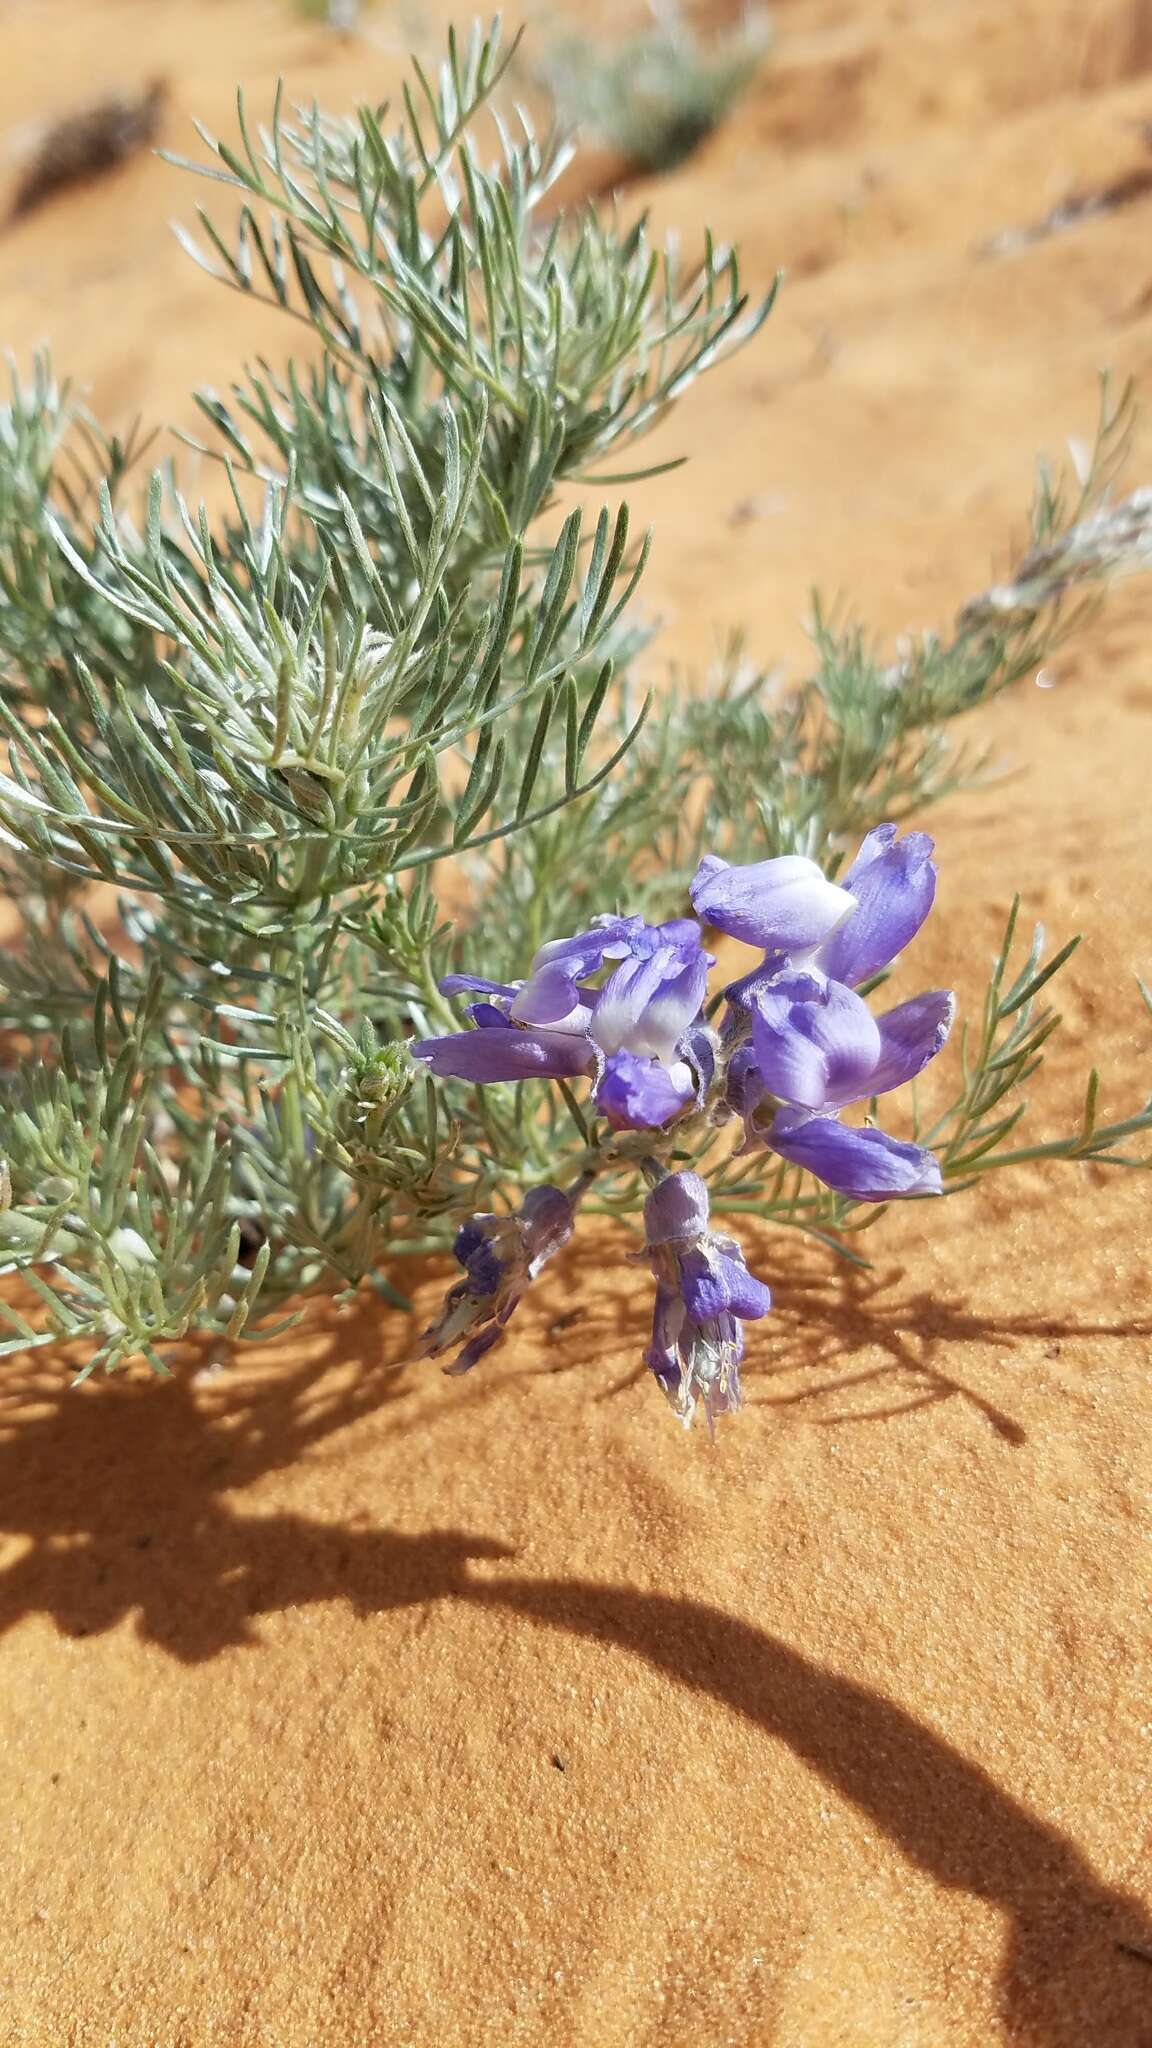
<box><xmin>9</xmin><ymin>80</ymin><xmax>166</xmax><ymax>222</ymax></box>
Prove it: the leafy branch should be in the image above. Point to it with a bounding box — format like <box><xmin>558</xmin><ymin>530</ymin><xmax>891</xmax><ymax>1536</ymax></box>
<box><xmin>0</xmin><ymin>21</ymin><xmax>1148</xmax><ymax>1381</ymax></box>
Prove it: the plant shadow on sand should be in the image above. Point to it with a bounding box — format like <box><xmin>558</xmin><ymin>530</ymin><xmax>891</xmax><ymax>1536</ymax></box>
<box><xmin>1</xmin><ymin>1262</ymin><xmax>1150</xmax><ymax>2043</ymax></box>
<box><xmin>590</xmin><ymin>1251</ymin><xmax>1148</xmax><ymax>1445</ymax></box>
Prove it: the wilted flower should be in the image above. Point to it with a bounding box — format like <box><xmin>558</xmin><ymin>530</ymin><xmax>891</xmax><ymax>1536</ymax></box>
<box><xmin>642</xmin><ymin>1170</ymin><xmax>771</xmax><ymax>1429</ymax></box>
<box><xmin>418</xmin><ymin>1184</ymin><xmax>575</xmax><ymax>1375</ymax></box>
<box><xmin>411</xmin><ymin>915</ymin><xmax>711</xmax><ymax>1131</ymax></box>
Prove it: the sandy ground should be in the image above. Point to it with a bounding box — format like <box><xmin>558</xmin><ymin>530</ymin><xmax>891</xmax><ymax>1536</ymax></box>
<box><xmin>1</xmin><ymin>0</ymin><xmax>1151</xmax><ymax>2041</ymax></box>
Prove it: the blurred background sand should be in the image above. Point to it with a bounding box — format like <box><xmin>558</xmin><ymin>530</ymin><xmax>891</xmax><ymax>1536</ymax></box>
<box><xmin>0</xmin><ymin>1</ymin><xmax>1150</xmax><ymax>2041</ymax></box>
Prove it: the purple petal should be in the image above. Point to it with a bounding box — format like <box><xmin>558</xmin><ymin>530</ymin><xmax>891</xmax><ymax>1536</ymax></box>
<box><xmin>458</xmin><ymin>1239</ymin><xmax>505</xmax><ymax>1297</ymax></box>
<box><xmin>646</xmin><ymin>1283</ymin><xmax>686</xmax><ymax>1394</ymax></box>
<box><xmin>680</xmin><ymin>1250</ymin><xmax>725</xmax><ymax>1320</ymax></box>
<box><xmin>814</xmin><ymin>827</ymin><xmax>936</xmax><ymax>987</ymax></box>
<box><xmin>870</xmin><ymin>990</ymin><xmax>955</xmax><ymax>1096</ymax></box>
<box><xmin>768</xmin><ymin>1110</ymin><xmax>943</xmax><ymax>1201</ymax></box>
<box><xmin>529</xmin><ymin>916</ymin><xmax>642</xmax><ymax>976</ymax></box>
<box><xmin>519</xmin><ymin>1185</ymin><xmax>576</xmax><ymax>1272</ymax></box>
<box><xmin>750</xmin><ymin>973</ymin><xmax>882</xmax><ymax>1112</ymax></box>
<box><xmin>690</xmin><ymin>852</ymin><xmax>855</xmax><ymax>952</ymax></box>
<box><xmin>453</xmin><ymin>1218</ymin><xmax>492</xmax><ymax>1265</ymax></box>
<box><xmin>644</xmin><ymin>1170</ymin><xmax>710</xmax><ymax>1245</ymax></box>
<box><xmin>725</xmin><ymin>1042</ymin><xmax>766</xmax><ymax>1120</ymax></box>
<box><xmin>589</xmin><ymin>950</ymin><xmax>671</xmax><ymax>1056</ymax></box>
<box><xmin>410</xmin><ymin>1027</ymin><xmax>592</xmax><ymax>1082</ymax></box>
<box><xmin>655</xmin><ymin>917</ymin><xmax>707</xmax><ymax>951</ymax></box>
<box><xmin>440</xmin><ymin>973</ymin><xmax>519</xmax><ymax>999</ymax></box>
<box><xmin>681</xmin><ymin>1246</ymin><xmax>772</xmax><ymax>1322</ymax></box>
<box><xmin>709</xmin><ymin>1228</ymin><xmax>770</xmax><ymax>1310</ymax></box>
<box><xmin>510</xmin><ymin>959</ymin><xmax>595</xmax><ymax>1032</ymax></box>
<box><xmin>718</xmin><ymin>954</ymin><xmax>790</xmax><ymax>1041</ymax></box>
<box><xmin>711</xmin><ymin>1245</ymin><xmax>773</xmax><ymax>1320</ymax></box>
<box><xmin>591</xmin><ymin>945</ymin><xmax>708</xmax><ymax>1064</ymax></box>
<box><xmin>443</xmin><ymin>1323</ymin><xmax>504</xmax><ymax>1377</ymax></box>
<box><xmin>842</xmin><ymin>824</ymin><xmax>899</xmax><ymax>877</ymax></box>
<box><xmin>466</xmin><ymin>1001</ymin><xmax>514</xmax><ymax>1029</ymax></box>
<box><xmin>682</xmin><ymin>1024</ymin><xmax>716</xmax><ymax>1102</ymax></box>
<box><xmin>636</xmin><ymin>948</ymin><xmax>710</xmax><ymax>1059</ymax></box>
<box><xmin>594</xmin><ymin>1049</ymin><xmax>695</xmax><ymax>1130</ymax></box>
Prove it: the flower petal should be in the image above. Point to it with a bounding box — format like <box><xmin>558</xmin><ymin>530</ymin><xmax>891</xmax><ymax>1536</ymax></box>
<box><xmin>643</xmin><ymin>1170</ymin><xmax>711</xmax><ymax>1244</ymax></box>
<box><xmin>712</xmin><ymin>1238</ymin><xmax>775</xmax><ymax>1318</ymax></box>
<box><xmin>634</xmin><ymin>948</ymin><xmax>710</xmax><ymax>1061</ymax></box>
<box><xmin>646</xmin><ymin>1283</ymin><xmax>688</xmax><ymax>1398</ymax></box>
<box><xmin>681</xmin><ymin>1024</ymin><xmax>717</xmax><ymax>1102</ymax></box>
<box><xmin>510</xmin><ymin>959</ymin><xmax>595</xmax><ymax>1032</ymax></box>
<box><xmin>529</xmin><ymin>916</ymin><xmax>641</xmax><ymax>975</ymax></box>
<box><xmin>588</xmin><ymin>951</ymin><xmax>667</xmax><ymax>1056</ymax></box>
<box><xmin>690</xmin><ymin>852</ymin><xmax>856</xmax><ymax>951</ymax></box>
<box><xmin>410</xmin><ymin>1027</ymin><xmax>592</xmax><ymax>1081</ymax></box>
<box><xmin>718</xmin><ymin>955</ymin><xmax>790</xmax><ymax>1040</ymax></box>
<box><xmin>590</xmin><ymin>944</ymin><xmax>707</xmax><ymax>1063</ymax></box>
<box><xmin>594</xmin><ymin>1049</ymin><xmax>695</xmax><ymax>1130</ymax></box>
<box><xmin>750</xmin><ymin>973</ymin><xmax>882</xmax><ymax>1112</ymax></box>
<box><xmin>457</xmin><ymin>1238</ymin><xmax>505</xmax><ymax>1297</ymax></box>
<box><xmin>681</xmin><ymin>1246</ymin><xmax>772</xmax><ymax>1322</ymax></box>
<box><xmin>519</xmin><ymin>1184</ymin><xmax>577</xmax><ymax>1272</ymax></box>
<box><xmin>814</xmin><ymin>826</ymin><xmax>937</xmax><ymax>987</ymax></box>
<box><xmin>767</xmin><ymin>1110</ymin><xmax>943</xmax><ymax>1200</ymax></box>
<box><xmin>443</xmin><ymin>1324</ymin><xmax>504</xmax><ymax>1376</ymax></box>
<box><xmin>724</xmin><ymin>1043</ymin><xmax>766</xmax><ymax>1119</ymax></box>
<box><xmin>466</xmin><ymin>1001</ymin><xmax>514</xmax><ymax>1028</ymax></box>
<box><xmin>654</xmin><ymin>917</ymin><xmax>708</xmax><ymax>952</ymax></box>
<box><xmin>440</xmin><ymin>973</ymin><xmax>519</xmax><ymax>1000</ymax></box>
<box><xmin>870</xmin><ymin>989</ymin><xmax>955</xmax><ymax>1096</ymax></box>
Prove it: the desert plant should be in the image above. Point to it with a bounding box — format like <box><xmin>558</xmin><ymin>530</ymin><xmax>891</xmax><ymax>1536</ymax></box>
<box><xmin>0</xmin><ymin>20</ymin><xmax>1147</xmax><ymax>1419</ymax></box>
<box><xmin>537</xmin><ymin>2</ymin><xmax>771</xmax><ymax>174</ymax></box>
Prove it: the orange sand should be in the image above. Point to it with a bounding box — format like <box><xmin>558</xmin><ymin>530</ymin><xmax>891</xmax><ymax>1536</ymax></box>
<box><xmin>1</xmin><ymin>1</ymin><xmax>1151</xmax><ymax>2042</ymax></box>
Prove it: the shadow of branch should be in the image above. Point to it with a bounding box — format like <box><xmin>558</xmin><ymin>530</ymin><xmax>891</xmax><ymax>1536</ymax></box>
<box><xmin>547</xmin><ymin>1248</ymin><xmax>1152</xmax><ymax>1444</ymax></box>
<box><xmin>0</xmin><ymin>1274</ymin><xmax>1148</xmax><ymax>2041</ymax></box>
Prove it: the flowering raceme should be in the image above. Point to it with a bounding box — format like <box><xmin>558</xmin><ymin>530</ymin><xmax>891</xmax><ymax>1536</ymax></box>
<box><xmin>414</xmin><ymin>826</ymin><xmax>954</xmax><ymax>1417</ymax></box>
<box><xmin>705</xmin><ymin>827</ymin><xmax>953</xmax><ymax>1200</ymax></box>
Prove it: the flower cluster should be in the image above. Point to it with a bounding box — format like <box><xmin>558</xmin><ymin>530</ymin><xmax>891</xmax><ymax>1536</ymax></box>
<box><xmin>413</xmin><ymin>826</ymin><xmax>954</xmax><ymax>1423</ymax></box>
<box><xmin>705</xmin><ymin>827</ymin><xmax>953</xmax><ymax>1200</ymax></box>
<box><xmin>413</xmin><ymin>915</ymin><xmax>714</xmax><ymax>1130</ymax></box>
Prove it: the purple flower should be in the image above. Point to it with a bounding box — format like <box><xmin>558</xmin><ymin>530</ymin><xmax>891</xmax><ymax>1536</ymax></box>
<box><xmin>720</xmin><ymin>827</ymin><xmax>952</xmax><ymax>1202</ymax></box>
<box><xmin>413</xmin><ymin>824</ymin><xmax>952</xmax><ymax>1211</ymax></box>
<box><xmin>749</xmin><ymin>973</ymin><xmax>954</xmax><ymax>1114</ymax></box>
<box><xmin>703</xmin><ymin>825</ymin><xmax>938</xmax><ymax>994</ymax></box>
<box><xmin>642</xmin><ymin>1171</ymin><xmax>771</xmax><ymax>1429</ymax></box>
<box><xmin>736</xmin><ymin>965</ymin><xmax>950</xmax><ymax>1202</ymax></box>
<box><xmin>418</xmin><ymin>1184</ymin><xmax>575</xmax><ymax>1375</ymax></box>
<box><xmin>411</xmin><ymin>915</ymin><xmax>711</xmax><ymax>1132</ymax></box>
<box><xmin>411</xmin><ymin>1025</ymin><xmax>593</xmax><ymax>1083</ymax></box>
